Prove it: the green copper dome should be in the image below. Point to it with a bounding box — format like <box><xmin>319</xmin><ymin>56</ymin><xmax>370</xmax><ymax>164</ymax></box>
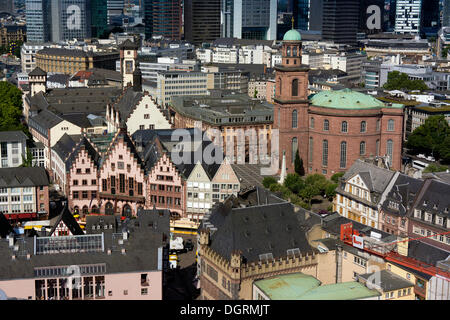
<box><xmin>310</xmin><ymin>89</ymin><xmax>403</xmax><ymax>110</ymax></box>
<box><xmin>283</xmin><ymin>29</ymin><xmax>302</xmax><ymax>41</ymax></box>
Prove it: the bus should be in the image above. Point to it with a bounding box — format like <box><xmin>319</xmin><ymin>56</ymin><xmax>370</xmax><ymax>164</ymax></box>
<box><xmin>170</xmin><ymin>218</ymin><xmax>200</xmax><ymax>236</ymax></box>
<box><xmin>412</xmin><ymin>160</ymin><xmax>429</xmax><ymax>171</ymax></box>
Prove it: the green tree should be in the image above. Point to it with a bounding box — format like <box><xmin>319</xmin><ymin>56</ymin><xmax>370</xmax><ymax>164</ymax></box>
<box><xmin>0</xmin><ymin>81</ymin><xmax>27</xmax><ymax>133</ymax></box>
<box><xmin>283</xmin><ymin>173</ymin><xmax>305</xmax><ymax>194</ymax></box>
<box><xmin>331</xmin><ymin>172</ymin><xmax>345</xmax><ymax>183</ymax></box>
<box><xmin>406</xmin><ymin>115</ymin><xmax>450</xmax><ymax>163</ymax></box>
<box><xmin>383</xmin><ymin>71</ymin><xmax>428</xmax><ymax>91</ymax></box>
<box><xmin>20</xmin><ymin>148</ymin><xmax>34</xmax><ymax>167</ymax></box>
<box><xmin>253</xmin><ymin>89</ymin><xmax>258</xmax><ymax>98</ymax></box>
<box><xmin>262</xmin><ymin>176</ymin><xmax>278</xmax><ymax>189</ymax></box>
<box><xmin>300</xmin><ymin>184</ymin><xmax>320</xmax><ymax>206</ymax></box>
<box><xmin>324</xmin><ymin>182</ymin><xmax>338</xmax><ymax>200</ymax></box>
<box><xmin>305</xmin><ymin>174</ymin><xmax>328</xmax><ymax>194</ymax></box>
<box><xmin>294</xmin><ymin>150</ymin><xmax>305</xmax><ymax>176</ymax></box>
<box><xmin>423</xmin><ymin>163</ymin><xmax>449</xmax><ymax>173</ymax></box>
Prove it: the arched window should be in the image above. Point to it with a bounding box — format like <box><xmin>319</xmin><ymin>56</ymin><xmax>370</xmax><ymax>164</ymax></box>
<box><xmin>292</xmin><ymin>138</ymin><xmax>298</xmax><ymax>163</ymax></box>
<box><xmin>74</xmin><ymin>206</ymin><xmax>79</xmax><ymax>214</ymax></box>
<box><xmin>279</xmin><ymin>77</ymin><xmax>282</xmax><ymax>95</ymax></box>
<box><xmin>123</xmin><ymin>204</ymin><xmax>132</xmax><ymax>217</ymax></box>
<box><xmin>387</xmin><ymin>119</ymin><xmax>395</xmax><ymax>131</ymax></box>
<box><xmin>309</xmin><ymin>137</ymin><xmax>313</xmax><ymax>163</ymax></box>
<box><xmin>310</xmin><ymin>117</ymin><xmax>315</xmax><ymax>129</ymax></box>
<box><xmin>387</xmin><ymin>139</ymin><xmax>393</xmax><ymax>165</ymax></box>
<box><xmin>341</xmin><ymin>121</ymin><xmax>348</xmax><ymax>133</ymax></box>
<box><xmin>322</xmin><ymin>140</ymin><xmax>328</xmax><ymax>166</ymax></box>
<box><xmin>360</xmin><ymin>121</ymin><xmax>366</xmax><ymax>133</ymax></box>
<box><xmin>360</xmin><ymin>141</ymin><xmax>366</xmax><ymax>155</ymax></box>
<box><xmin>293</xmin><ymin>46</ymin><xmax>297</xmax><ymax>57</ymax></box>
<box><xmin>287</xmin><ymin>46</ymin><xmax>291</xmax><ymax>57</ymax></box>
<box><xmin>91</xmin><ymin>205</ymin><xmax>99</xmax><ymax>213</ymax></box>
<box><xmin>82</xmin><ymin>206</ymin><xmax>89</xmax><ymax>215</ymax></box>
<box><xmin>105</xmin><ymin>202</ymin><xmax>114</xmax><ymax>215</ymax></box>
<box><xmin>323</xmin><ymin>119</ymin><xmax>329</xmax><ymax>131</ymax></box>
<box><xmin>292</xmin><ymin>79</ymin><xmax>298</xmax><ymax>96</ymax></box>
<box><xmin>292</xmin><ymin>110</ymin><xmax>298</xmax><ymax>128</ymax></box>
<box><xmin>376</xmin><ymin>119</ymin><xmax>381</xmax><ymax>131</ymax></box>
<box><xmin>340</xmin><ymin>142</ymin><xmax>347</xmax><ymax>168</ymax></box>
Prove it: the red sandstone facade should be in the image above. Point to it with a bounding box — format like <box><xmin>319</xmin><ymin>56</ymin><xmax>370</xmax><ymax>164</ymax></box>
<box><xmin>273</xmin><ymin>37</ymin><xmax>404</xmax><ymax>178</ymax></box>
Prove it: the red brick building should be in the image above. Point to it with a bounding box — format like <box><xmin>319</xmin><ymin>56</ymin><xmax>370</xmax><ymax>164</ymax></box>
<box><xmin>273</xmin><ymin>29</ymin><xmax>405</xmax><ymax>178</ymax></box>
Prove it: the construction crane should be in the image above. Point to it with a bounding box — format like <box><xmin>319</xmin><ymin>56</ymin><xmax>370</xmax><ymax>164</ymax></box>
<box><xmin>340</xmin><ymin>222</ymin><xmax>450</xmax><ymax>279</ymax></box>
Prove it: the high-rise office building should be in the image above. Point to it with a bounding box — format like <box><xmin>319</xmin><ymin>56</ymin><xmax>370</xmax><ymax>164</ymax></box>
<box><xmin>143</xmin><ymin>0</ymin><xmax>153</xmax><ymax>39</ymax></box>
<box><xmin>91</xmin><ymin>0</ymin><xmax>108</xmax><ymax>38</ymax></box>
<box><xmin>309</xmin><ymin>0</ymin><xmax>323</xmax><ymax>32</ymax></box>
<box><xmin>107</xmin><ymin>0</ymin><xmax>125</xmax><ymax>24</ymax></box>
<box><xmin>420</xmin><ymin>0</ymin><xmax>441</xmax><ymax>36</ymax></box>
<box><xmin>184</xmin><ymin>0</ymin><xmax>221</xmax><ymax>45</ymax></box>
<box><xmin>25</xmin><ymin>0</ymin><xmax>51</xmax><ymax>43</ymax></box>
<box><xmin>444</xmin><ymin>0</ymin><xmax>450</xmax><ymax>27</ymax></box>
<box><xmin>50</xmin><ymin>0</ymin><xmax>91</xmax><ymax>42</ymax></box>
<box><xmin>221</xmin><ymin>0</ymin><xmax>277</xmax><ymax>40</ymax></box>
<box><xmin>322</xmin><ymin>0</ymin><xmax>360</xmax><ymax>46</ymax></box>
<box><xmin>0</xmin><ymin>0</ymin><xmax>14</xmax><ymax>14</ymax></box>
<box><xmin>394</xmin><ymin>0</ymin><xmax>422</xmax><ymax>34</ymax></box>
<box><xmin>151</xmin><ymin>0</ymin><xmax>182</xmax><ymax>39</ymax></box>
<box><xmin>359</xmin><ymin>0</ymin><xmax>385</xmax><ymax>34</ymax></box>
<box><xmin>292</xmin><ymin>0</ymin><xmax>310</xmax><ymax>30</ymax></box>
<box><xmin>385</xmin><ymin>0</ymin><xmax>397</xmax><ymax>32</ymax></box>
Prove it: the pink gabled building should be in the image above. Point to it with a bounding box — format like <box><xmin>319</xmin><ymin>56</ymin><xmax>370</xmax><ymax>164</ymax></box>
<box><xmin>67</xmin><ymin>137</ymin><xmax>101</xmax><ymax>215</ymax></box>
<box><xmin>98</xmin><ymin>126</ymin><xmax>146</xmax><ymax>217</ymax></box>
<box><xmin>146</xmin><ymin>151</ymin><xmax>185</xmax><ymax>218</ymax></box>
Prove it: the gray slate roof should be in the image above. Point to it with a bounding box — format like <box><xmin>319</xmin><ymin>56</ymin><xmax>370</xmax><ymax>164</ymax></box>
<box><xmin>0</xmin><ymin>167</ymin><xmax>49</xmax><ymax>188</ymax></box>
<box><xmin>343</xmin><ymin>160</ymin><xmax>396</xmax><ymax>194</ymax></box>
<box><xmin>359</xmin><ymin>270</ymin><xmax>414</xmax><ymax>291</ymax></box>
<box><xmin>49</xmin><ymin>205</ymin><xmax>84</xmax><ymax>236</ymax></box>
<box><xmin>0</xmin><ymin>131</ymin><xmax>28</xmax><ymax>143</ymax></box>
<box><xmin>380</xmin><ymin>173</ymin><xmax>424</xmax><ymax>217</ymax></box>
<box><xmin>204</xmin><ymin>191</ymin><xmax>317</xmax><ymax>263</ymax></box>
<box><xmin>0</xmin><ymin>207</ymin><xmax>170</xmax><ymax>281</ymax></box>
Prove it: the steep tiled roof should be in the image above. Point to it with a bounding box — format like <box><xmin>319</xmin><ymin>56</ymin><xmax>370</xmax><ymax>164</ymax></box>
<box><xmin>49</xmin><ymin>205</ymin><xmax>84</xmax><ymax>236</ymax></box>
<box><xmin>0</xmin><ymin>167</ymin><xmax>49</xmax><ymax>187</ymax></box>
<box><xmin>205</xmin><ymin>194</ymin><xmax>316</xmax><ymax>263</ymax></box>
<box><xmin>0</xmin><ymin>131</ymin><xmax>28</xmax><ymax>143</ymax></box>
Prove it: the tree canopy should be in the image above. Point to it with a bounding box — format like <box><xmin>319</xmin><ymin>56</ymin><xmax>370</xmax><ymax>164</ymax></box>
<box><xmin>383</xmin><ymin>71</ymin><xmax>428</xmax><ymax>91</ymax></box>
<box><xmin>0</xmin><ymin>81</ymin><xmax>28</xmax><ymax>134</ymax></box>
<box><xmin>406</xmin><ymin>115</ymin><xmax>450</xmax><ymax>163</ymax></box>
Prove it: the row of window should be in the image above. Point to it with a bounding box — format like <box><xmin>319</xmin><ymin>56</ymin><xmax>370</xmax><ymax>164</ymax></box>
<box><xmin>73</xmin><ymin>190</ymin><xmax>96</xmax><ymax>199</ymax></box>
<box><xmin>149</xmin><ymin>184</ymin><xmax>181</xmax><ymax>192</ymax></box>
<box><xmin>148</xmin><ymin>195</ymin><xmax>181</xmax><ymax>206</ymax></box>
<box><xmin>291</xmin><ymin>113</ymin><xmax>395</xmax><ymax>133</ymax></box>
<box><xmin>292</xmin><ymin>138</ymin><xmax>394</xmax><ymax>168</ymax></box>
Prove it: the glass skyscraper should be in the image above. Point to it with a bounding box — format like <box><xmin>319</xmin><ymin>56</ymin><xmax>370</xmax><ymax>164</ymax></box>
<box><xmin>221</xmin><ymin>0</ymin><xmax>277</xmax><ymax>40</ymax></box>
<box><xmin>50</xmin><ymin>0</ymin><xmax>91</xmax><ymax>42</ymax></box>
<box><xmin>91</xmin><ymin>0</ymin><xmax>108</xmax><ymax>38</ymax></box>
<box><xmin>25</xmin><ymin>0</ymin><xmax>51</xmax><ymax>42</ymax></box>
<box><xmin>143</xmin><ymin>0</ymin><xmax>182</xmax><ymax>40</ymax></box>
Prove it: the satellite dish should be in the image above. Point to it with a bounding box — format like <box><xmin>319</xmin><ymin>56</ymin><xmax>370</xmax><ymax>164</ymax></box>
<box><xmin>0</xmin><ymin>289</ymin><xmax>8</xmax><ymax>300</ymax></box>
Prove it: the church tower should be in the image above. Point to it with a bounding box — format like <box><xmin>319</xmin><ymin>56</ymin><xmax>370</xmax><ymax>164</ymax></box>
<box><xmin>119</xmin><ymin>39</ymin><xmax>139</xmax><ymax>89</ymax></box>
<box><xmin>273</xmin><ymin>27</ymin><xmax>310</xmax><ymax>174</ymax></box>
